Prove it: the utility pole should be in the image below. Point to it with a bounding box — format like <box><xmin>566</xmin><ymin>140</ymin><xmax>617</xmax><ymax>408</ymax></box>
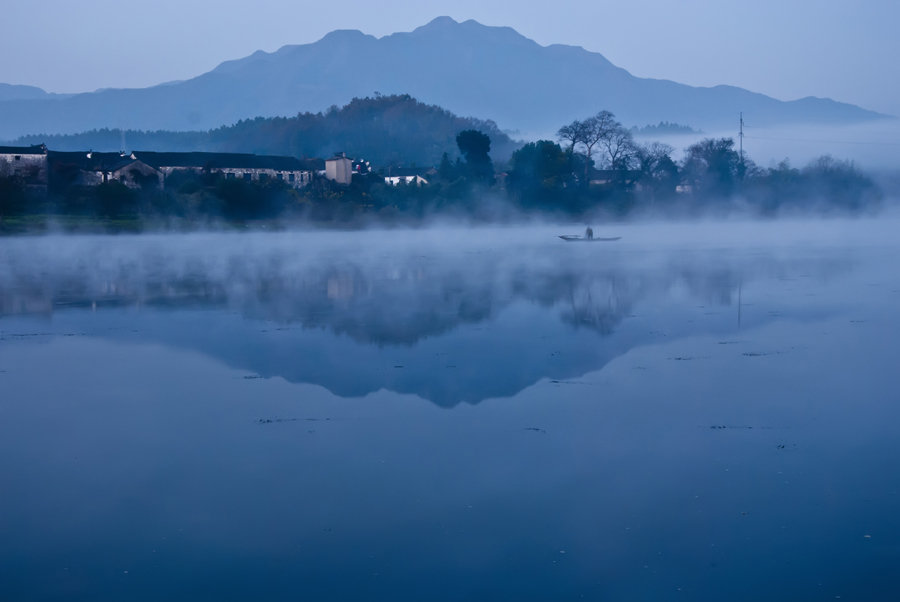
<box><xmin>738</xmin><ymin>112</ymin><xmax>745</xmax><ymax>180</ymax></box>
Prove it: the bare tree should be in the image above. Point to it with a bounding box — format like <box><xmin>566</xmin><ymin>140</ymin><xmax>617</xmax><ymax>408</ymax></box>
<box><xmin>558</xmin><ymin>117</ymin><xmax>602</xmax><ymax>185</ymax></box>
<box><xmin>556</xmin><ymin>120</ymin><xmax>587</xmax><ymax>153</ymax></box>
<box><xmin>593</xmin><ymin>111</ymin><xmax>636</xmax><ymax>170</ymax></box>
<box><xmin>559</xmin><ymin>110</ymin><xmax>638</xmax><ymax>184</ymax></box>
<box><xmin>579</xmin><ymin>114</ymin><xmax>608</xmax><ymax>178</ymax></box>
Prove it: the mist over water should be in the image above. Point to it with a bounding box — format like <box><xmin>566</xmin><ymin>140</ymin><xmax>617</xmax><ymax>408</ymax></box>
<box><xmin>2</xmin><ymin>219</ymin><xmax>899</xmax><ymax>601</ymax></box>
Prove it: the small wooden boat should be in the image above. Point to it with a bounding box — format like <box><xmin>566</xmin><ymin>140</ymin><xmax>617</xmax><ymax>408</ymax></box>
<box><xmin>558</xmin><ymin>235</ymin><xmax>621</xmax><ymax>242</ymax></box>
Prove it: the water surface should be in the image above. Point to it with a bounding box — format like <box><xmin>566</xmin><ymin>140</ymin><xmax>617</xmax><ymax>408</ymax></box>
<box><xmin>1</xmin><ymin>221</ymin><xmax>899</xmax><ymax>601</ymax></box>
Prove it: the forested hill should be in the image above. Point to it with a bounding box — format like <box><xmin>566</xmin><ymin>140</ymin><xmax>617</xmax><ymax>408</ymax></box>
<box><xmin>13</xmin><ymin>95</ymin><xmax>520</xmax><ymax>167</ymax></box>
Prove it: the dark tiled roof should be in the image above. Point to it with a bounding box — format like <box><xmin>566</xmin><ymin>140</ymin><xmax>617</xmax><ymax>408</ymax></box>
<box><xmin>48</xmin><ymin>151</ymin><xmax>139</xmax><ymax>172</ymax></box>
<box><xmin>134</xmin><ymin>151</ymin><xmax>315</xmax><ymax>171</ymax></box>
<box><xmin>0</xmin><ymin>144</ymin><xmax>47</xmax><ymax>155</ymax></box>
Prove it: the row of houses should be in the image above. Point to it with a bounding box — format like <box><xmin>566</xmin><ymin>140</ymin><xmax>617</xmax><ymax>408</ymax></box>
<box><xmin>2</xmin><ymin>145</ymin><xmax>656</xmax><ymax>195</ymax></box>
<box><xmin>0</xmin><ymin>145</ymin><xmax>360</xmax><ymax>191</ymax></box>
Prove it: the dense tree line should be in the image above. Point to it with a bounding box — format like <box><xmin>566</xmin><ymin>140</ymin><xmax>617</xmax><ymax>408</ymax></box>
<box><xmin>501</xmin><ymin>110</ymin><xmax>881</xmax><ymax>216</ymax></box>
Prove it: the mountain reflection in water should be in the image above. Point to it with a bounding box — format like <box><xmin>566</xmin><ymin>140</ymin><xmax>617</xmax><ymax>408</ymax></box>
<box><xmin>0</xmin><ymin>226</ymin><xmax>852</xmax><ymax>405</ymax></box>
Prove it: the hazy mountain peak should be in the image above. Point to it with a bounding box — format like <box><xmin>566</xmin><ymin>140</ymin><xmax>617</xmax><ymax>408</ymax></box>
<box><xmin>416</xmin><ymin>15</ymin><xmax>459</xmax><ymax>30</ymax></box>
<box><xmin>319</xmin><ymin>28</ymin><xmax>372</xmax><ymax>43</ymax></box>
<box><xmin>407</xmin><ymin>15</ymin><xmax>537</xmax><ymax>46</ymax></box>
<box><xmin>0</xmin><ymin>19</ymin><xmax>886</xmax><ymax>140</ymax></box>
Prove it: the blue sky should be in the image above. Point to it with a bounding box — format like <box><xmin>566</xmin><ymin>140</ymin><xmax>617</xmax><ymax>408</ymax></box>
<box><xmin>2</xmin><ymin>0</ymin><xmax>898</xmax><ymax>116</ymax></box>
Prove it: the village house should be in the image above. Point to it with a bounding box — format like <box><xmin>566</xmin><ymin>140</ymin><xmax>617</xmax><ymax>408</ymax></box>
<box><xmin>383</xmin><ymin>166</ymin><xmax>433</xmax><ymax>187</ymax></box>
<box><xmin>48</xmin><ymin>151</ymin><xmax>162</xmax><ymax>189</ymax></box>
<box><xmin>589</xmin><ymin>168</ymin><xmax>642</xmax><ymax>189</ymax></box>
<box><xmin>134</xmin><ymin>152</ymin><xmax>317</xmax><ymax>188</ymax></box>
<box><xmin>43</xmin><ymin>150</ymin><xmax>319</xmax><ymax>192</ymax></box>
<box><xmin>384</xmin><ymin>175</ymin><xmax>429</xmax><ymax>187</ymax></box>
<box><xmin>0</xmin><ymin>144</ymin><xmax>49</xmax><ymax>189</ymax></box>
<box><xmin>325</xmin><ymin>153</ymin><xmax>353</xmax><ymax>185</ymax></box>
<box><xmin>11</xmin><ymin>145</ymin><xmax>330</xmax><ymax>194</ymax></box>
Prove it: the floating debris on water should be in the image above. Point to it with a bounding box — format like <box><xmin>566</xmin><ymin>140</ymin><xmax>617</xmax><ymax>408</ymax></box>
<box><xmin>257</xmin><ymin>417</ymin><xmax>331</xmax><ymax>424</ymax></box>
<box><xmin>708</xmin><ymin>425</ymin><xmax>775</xmax><ymax>430</ymax></box>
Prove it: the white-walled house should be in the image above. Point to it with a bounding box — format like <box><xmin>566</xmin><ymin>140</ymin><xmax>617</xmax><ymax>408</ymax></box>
<box><xmin>385</xmin><ymin>175</ymin><xmax>429</xmax><ymax>186</ymax></box>
<box><xmin>134</xmin><ymin>152</ymin><xmax>316</xmax><ymax>188</ymax></box>
<box><xmin>47</xmin><ymin>150</ymin><xmax>318</xmax><ymax>191</ymax></box>
<box><xmin>48</xmin><ymin>151</ymin><xmax>162</xmax><ymax>188</ymax></box>
<box><xmin>0</xmin><ymin>144</ymin><xmax>48</xmax><ymax>187</ymax></box>
<box><xmin>325</xmin><ymin>153</ymin><xmax>353</xmax><ymax>185</ymax></box>
<box><xmin>383</xmin><ymin>166</ymin><xmax>432</xmax><ymax>187</ymax></box>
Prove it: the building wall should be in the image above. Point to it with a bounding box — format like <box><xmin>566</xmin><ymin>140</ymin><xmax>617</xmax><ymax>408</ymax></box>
<box><xmin>60</xmin><ymin>162</ymin><xmax>160</xmax><ymax>188</ymax></box>
<box><xmin>0</xmin><ymin>152</ymin><xmax>48</xmax><ymax>184</ymax></box>
<box><xmin>110</xmin><ymin>162</ymin><xmax>163</xmax><ymax>189</ymax></box>
<box><xmin>325</xmin><ymin>157</ymin><xmax>353</xmax><ymax>185</ymax></box>
<box><xmin>160</xmin><ymin>166</ymin><xmax>312</xmax><ymax>188</ymax></box>
<box><xmin>76</xmin><ymin>170</ymin><xmax>105</xmax><ymax>187</ymax></box>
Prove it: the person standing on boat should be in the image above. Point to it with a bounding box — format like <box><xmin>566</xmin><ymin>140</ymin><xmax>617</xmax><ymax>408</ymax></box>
<box><xmin>585</xmin><ymin>227</ymin><xmax>593</xmax><ymax>240</ymax></box>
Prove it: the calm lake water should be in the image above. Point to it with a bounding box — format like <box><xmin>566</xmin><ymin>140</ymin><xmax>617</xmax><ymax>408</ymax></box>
<box><xmin>2</xmin><ymin>220</ymin><xmax>899</xmax><ymax>601</ymax></box>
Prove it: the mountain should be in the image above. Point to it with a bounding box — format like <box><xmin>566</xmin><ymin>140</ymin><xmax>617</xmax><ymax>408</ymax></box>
<box><xmin>0</xmin><ymin>17</ymin><xmax>886</xmax><ymax>140</ymax></box>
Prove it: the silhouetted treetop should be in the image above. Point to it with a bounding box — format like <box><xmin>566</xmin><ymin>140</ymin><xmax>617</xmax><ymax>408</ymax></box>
<box><xmin>456</xmin><ymin>129</ymin><xmax>494</xmax><ymax>185</ymax></box>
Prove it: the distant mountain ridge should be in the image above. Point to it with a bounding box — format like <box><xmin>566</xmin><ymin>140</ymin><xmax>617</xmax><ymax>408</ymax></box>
<box><xmin>0</xmin><ymin>83</ymin><xmax>72</xmax><ymax>102</ymax></box>
<box><xmin>0</xmin><ymin>17</ymin><xmax>886</xmax><ymax>140</ymax></box>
